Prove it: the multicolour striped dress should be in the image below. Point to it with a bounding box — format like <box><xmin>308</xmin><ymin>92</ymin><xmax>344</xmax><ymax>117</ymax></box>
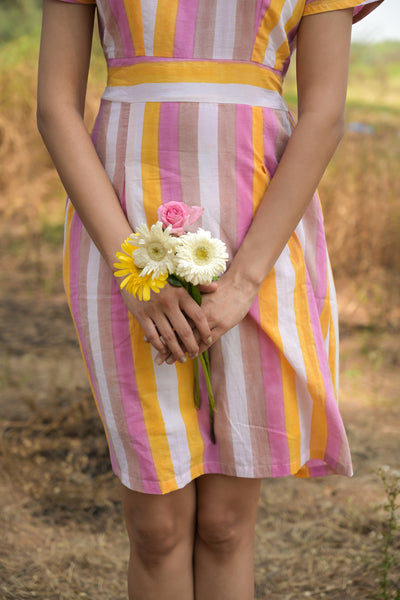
<box><xmin>61</xmin><ymin>0</ymin><xmax>382</xmax><ymax>494</ymax></box>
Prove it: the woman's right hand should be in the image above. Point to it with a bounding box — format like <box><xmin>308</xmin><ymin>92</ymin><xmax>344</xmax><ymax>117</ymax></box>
<box><xmin>120</xmin><ymin>284</ymin><xmax>213</xmax><ymax>365</ymax></box>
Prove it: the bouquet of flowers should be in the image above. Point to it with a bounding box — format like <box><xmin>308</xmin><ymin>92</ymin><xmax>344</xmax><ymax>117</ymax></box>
<box><xmin>113</xmin><ymin>201</ymin><xmax>229</xmax><ymax>443</ymax></box>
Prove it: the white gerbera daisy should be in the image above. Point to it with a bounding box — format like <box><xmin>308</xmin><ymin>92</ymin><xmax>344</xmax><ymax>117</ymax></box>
<box><xmin>131</xmin><ymin>221</ymin><xmax>177</xmax><ymax>279</ymax></box>
<box><xmin>175</xmin><ymin>228</ymin><xmax>228</xmax><ymax>285</ymax></box>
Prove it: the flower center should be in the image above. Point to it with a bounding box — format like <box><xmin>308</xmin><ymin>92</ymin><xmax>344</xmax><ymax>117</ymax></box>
<box><xmin>147</xmin><ymin>242</ymin><xmax>167</xmax><ymax>262</ymax></box>
<box><xmin>194</xmin><ymin>245</ymin><xmax>210</xmax><ymax>265</ymax></box>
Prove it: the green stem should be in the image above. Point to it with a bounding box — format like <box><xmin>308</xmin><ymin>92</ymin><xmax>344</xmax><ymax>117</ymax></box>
<box><xmin>194</xmin><ymin>356</ymin><xmax>200</xmax><ymax>409</ymax></box>
<box><xmin>199</xmin><ymin>351</ymin><xmax>216</xmax><ymax>443</ymax></box>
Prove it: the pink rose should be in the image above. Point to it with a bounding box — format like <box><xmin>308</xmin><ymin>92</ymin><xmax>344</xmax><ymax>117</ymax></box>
<box><xmin>157</xmin><ymin>201</ymin><xmax>204</xmax><ymax>235</ymax></box>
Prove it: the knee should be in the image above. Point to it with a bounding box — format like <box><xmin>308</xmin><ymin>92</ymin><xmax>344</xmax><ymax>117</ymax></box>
<box><xmin>197</xmin><ymin>510</ymin><xmax>248</xmax><ymax>555</ymax></box>
<box><xmin>129</xmin><ymin>518</ymin><xmax>181</xmax><ymax>566</ymax></box>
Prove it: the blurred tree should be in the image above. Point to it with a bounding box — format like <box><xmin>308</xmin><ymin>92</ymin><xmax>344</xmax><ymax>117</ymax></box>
<box><xmin>0</xmin><ymin>0</ymin><xmax>42</xmax><ymax>45</ymax></box>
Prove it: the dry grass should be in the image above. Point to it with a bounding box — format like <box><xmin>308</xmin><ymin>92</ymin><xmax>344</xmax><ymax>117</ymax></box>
<box><xmin>1</xmin><ymin>35</ymin><xmax>400</xmax><ymax>599</ymax></box>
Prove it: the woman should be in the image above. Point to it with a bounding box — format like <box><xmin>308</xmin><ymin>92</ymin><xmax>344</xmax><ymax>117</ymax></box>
<box><xmin>37</xmin><ymin>1</ymin><xmax>383</xmax><ymax>598</ymax></box>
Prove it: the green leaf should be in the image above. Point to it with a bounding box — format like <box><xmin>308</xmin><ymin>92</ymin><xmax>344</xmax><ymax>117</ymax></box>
<box><xmin>167</xmin><ymin>274</ymin><xmax>184</xmax><ymax>287</ymax></box>
<box><xmin>190</xmin><ymin>284</ymin><xmax>202</xmax><ymax>306</ymax></box>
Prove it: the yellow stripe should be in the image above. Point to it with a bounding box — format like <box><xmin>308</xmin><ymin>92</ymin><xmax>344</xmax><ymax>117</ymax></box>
<box><xmin>257</xmin><ymin>270</ymin><xmax>301</xmax><ymax>468</ymax></box>
<box><xmin>303</xmin><ymin>0</ymin><xmax>362</xmax><ymax>16</ymax></box>
<box><xmin>251</xmin><ymin>106</ymin><xmax>269</xmax><ymax>217</ymax></box>
<box><xmin>141</xmin><ymin>103</ymin><xmax>162</xmax><ymax>227</ymax></box>
<box><xmin>175</xmin><ymin>361</ymin><xmax>206</xmax><ymax>481</ymax></box>
<box><xmin>153</xmin><ymin>0</ymin><xmax>180</xmax><ymax>57</ymax></box>
<box><xmin>108</xmin><ymin>61</ymin><xmax>282</xmax><ymax>93</ymax></box>
<box><xmin>288</xmin><ymin>234</ymin><xmax>328</xmax><ymax>458</ymax></box>
<box><xmin>129</xmin><ymin>314</ymin><xmax>177</xmax><ymax>489</ymax></box>
<box><xmin>252</xmin><ymin>0</ymin><xmax>286</xmax><ymax>63</ymax></box>
<box><xmin>122</xmin><ymin>0</ymin><xmax>145</xmax><ymax>56</ymax></box>
<box><xmin>274</xmin><ymin>1</ymin><xmax>304</xmax><ymax>71</ymax></box>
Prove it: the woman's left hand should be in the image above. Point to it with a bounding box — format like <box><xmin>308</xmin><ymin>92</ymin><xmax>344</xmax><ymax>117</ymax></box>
<box><xmin>153</xmin><ymin>272</ymin><xmax>259</xmax><ymax>364</ymax></box>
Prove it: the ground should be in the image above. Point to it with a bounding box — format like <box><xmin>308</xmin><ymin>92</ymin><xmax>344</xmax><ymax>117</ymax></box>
<box><xmin>1</xmin><ymin>250</ymin><xmax>399</xmax><ymax>599</ymax></box>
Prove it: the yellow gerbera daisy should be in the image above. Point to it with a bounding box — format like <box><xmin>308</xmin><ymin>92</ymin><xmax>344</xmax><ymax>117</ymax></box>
<box><xmin>114</xmin><ymin>242</ymin><xmax>168</xmax><ymax>301</ymax></box>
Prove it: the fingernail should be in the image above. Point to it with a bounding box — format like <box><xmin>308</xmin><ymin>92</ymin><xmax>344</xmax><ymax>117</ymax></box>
<box><xmin>207</xmin><ymin>336</ymin><xmax>212</xmax><ymax>344</ymax></box>
<box><xmin>166</xmin><ymin>357</ymin><xmax>175</xmax><ymax>365</ymax></box>
<box><xmin>189</xmin><ymin>353</ymin><xmax>198</xmax><ymax>359</ymax></box>
<box><xmin>155</xmin><ymin>357</ymin><xmax>163</xmax><ymax>366</ymax></box>
<box><xmin>179</xmin><ymin>355</ymin><xmax>187</xmax><ymax>363</ymax></box>
<box><xmin>143</xmin><ymin>336</ymin><xmax>149</xmax><ymax>343</ymax></box>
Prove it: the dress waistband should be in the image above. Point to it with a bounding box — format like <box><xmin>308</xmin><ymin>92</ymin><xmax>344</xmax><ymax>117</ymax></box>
<box><xmin>102</xmin><ymin>60</ymin><xmax>287</xmax><ymax>110</ymax></box>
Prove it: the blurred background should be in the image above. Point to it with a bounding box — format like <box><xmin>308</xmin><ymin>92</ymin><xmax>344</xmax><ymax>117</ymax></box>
<box><xmin>0</xmin><ymin>1</ymin><xmax>399</xmax><ymax>599</ymax></box>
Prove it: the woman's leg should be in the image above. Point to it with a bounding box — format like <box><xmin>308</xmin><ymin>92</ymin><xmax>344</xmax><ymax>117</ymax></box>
<box><xmin>194</xmin><ymin>474</ymin><xmax>261</xmax><ymax>600</ymax></box>
<box><xmin>120</xmin><ymin>481</ymin><xmax>197</xmax><ymax>600</ymax></box>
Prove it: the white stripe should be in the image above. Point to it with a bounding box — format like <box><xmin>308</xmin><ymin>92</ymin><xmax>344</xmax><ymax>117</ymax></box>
<box><xmin>104</xmin><ymin>102</ymin><xmax>120</xmax><ymax>178</ymax></box>
<box><xmin>102</xmin><ymin>83</ymin><xmax>288</xmax><ymax>110</ymax></box>
<box><xmin>275</xmin><ymin>245</ymin><xmax>313</xmax><ymax>465</ymax></box>
<box><xmin>97</xmin><ymin>3</ymin><xmax>116</xmax><ymax>59</ymax></box>
<box><xmin>197</xmin><ymin>103</ymin><xmax>220</xmax><ymax>237</ymax></box>
<box><xmin>141</xmin><ymin>0</ymin><xmax>158</xmax><ymax>55</ymax></box>
<box><xmin>327</xmin><ymin>258</ymin><xmax>339</xmax><ymax>400</ymax></box>
<box><xmin>125</xmin><ymin>104</ymin><xmax>147</xmax><ymax>230</ymax></box>
<box><xmin>213</xmin><ymin>0</ymin><xmax>238</xmax><ymax>59</ymax></box>
<box><xmin>263</xmin><ymin>0</ymin><xmax>297</xmax><ymax>67</ymax></box>
<box><xmin>221</xmin><ymin>327</ymin><xmax>254</xmax><ymax>474</ymax></box>
<box><xmin>86</xmin><ymin>246</ymin><xmax>129</xmax><ymax>478</ymax></box>
<box><xmin>151</xmin><ymin>352</ymin><xmax>192</xmax><ymax>485</ymax></box>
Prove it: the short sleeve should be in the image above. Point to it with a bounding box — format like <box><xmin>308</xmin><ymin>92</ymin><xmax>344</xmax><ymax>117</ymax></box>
<box><xmin>303</xmin><ymin>0</ymin><xmax>384</xmax><ymax>23</ymax></box>
<box><xmin>56</xmin><ymin>0</ymin><xmax>96</xmax><ymax>4</ymax></box>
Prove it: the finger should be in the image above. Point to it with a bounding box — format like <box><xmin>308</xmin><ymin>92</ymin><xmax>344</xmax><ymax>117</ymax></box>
<box><xmin>153</xmin><ymin>314</ymin><xmax>188</xmax><ymax>364</ymax></box>
<box><xmin>197</xmin><ymin>282</ymin><xmax>218</xmax><ymax>293</ymax></box>
<box><xmin>166</xmin><ymin>310</ymin><xmax>200</xmax><ymax>358</ymax></box>
<box><xmin>180</xmin><ymin>297</ymin><xmax>213</xmax><ymax>346</ymax></box>
<box><xmin>141</xmin><ymin>320</ymin><xmax>169</xmax><ymax>356</ymax></box>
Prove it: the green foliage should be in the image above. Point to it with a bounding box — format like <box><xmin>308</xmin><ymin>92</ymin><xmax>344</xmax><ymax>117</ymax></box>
<box><xmin>0</xmin><ymin>0</ymin><xmax>42</xmax><ymax>45</ymax></box>
<box><xmin>375</xmin><ymin>467</ymin><xmax>400</xmax><ymax>600</ymax></box>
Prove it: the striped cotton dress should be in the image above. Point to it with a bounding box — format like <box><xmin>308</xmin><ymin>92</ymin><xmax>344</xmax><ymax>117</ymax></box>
<box><xmin>61</xmin><ymin>0</ymin><xmax>381</xmax><ymax>494</ymax></box>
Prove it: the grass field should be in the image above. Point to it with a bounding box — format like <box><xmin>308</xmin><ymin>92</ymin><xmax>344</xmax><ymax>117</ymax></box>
<box><xmin>1</xmin><ymin>16</ymin><xmax>400</xmax><ymax>600</ymax></box>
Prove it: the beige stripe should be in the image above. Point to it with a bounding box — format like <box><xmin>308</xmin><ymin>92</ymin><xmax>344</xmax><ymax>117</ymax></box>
<box><xmin>239</xmin><ymin>316</ymin><xmax>272</xmax><ymax>473</ymax></box>
<box><xmin>113</xmin><ymin>102</ymin><xmax>130</xmax><ymax>195</ymax></box>
<box><xmin>209</xmin><ymin>340</ymin><xmax>236</xmax><ymax>471</ymax></box>
<box><xmin>178</xmin><ymin>103</ymin><xmax>201</xmax><ymax>208</ymax></box>
<box><xmin>95</xmin><ymin>101</ymin><xmax>112</xmax><ymax>165</ymax></box>
<box><xmin>96</xmin><ymin>256</ymin><xmax>143</xmax><ymax>491</ymax></box>
<box><xmin>233</xmin><ymin>0</ymin><xmax>257</xmax><ymax>60</ymax></box>
<box><xmin>194</xmin><ymin>0</ymin><xmax>217</xmax><ymax>59</ymax></box>
<box><xmin>217</xmin><ymin>104</ymin><xmax>237</xmax><ymax>251</ymax></box>
<box><xmin>99</xmin><ymin>0</ymin><xmax>123</xmax><ymax>57</ymax></box>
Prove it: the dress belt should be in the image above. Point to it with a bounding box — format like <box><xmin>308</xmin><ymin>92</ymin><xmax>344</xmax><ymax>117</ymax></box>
<box><xmin>102</xmin><ymin>59</ymin><xmax>288</xmax><ymax>110</ymax></box>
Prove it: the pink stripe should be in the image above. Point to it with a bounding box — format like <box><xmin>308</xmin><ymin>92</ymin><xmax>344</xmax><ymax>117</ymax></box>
<box><xmin>235</xmin><ymin>105</ymin><xmax>254</xmax><ymax>247</ymax></box>
<box><xmin>110</xmin><ymin>281</ymin><xmax>161</xmax><ymax>493</ymax></box>
<box><xmin>249</xmin><ymin>298</ymin><xmax>291</xmax><ymax>476</ymax></box>
<box><xmin>254</xmin><ymin>0</ymin><xmax>272</xmax><ymax>39</ymax></box>
<box><xmin>174</xmin><ymin>0</ymin><xmax>200</xmax><ymax>58</ymax></box>
<box><xmin>110</xmin><ymin>0</ymin><xmax>135</xmax><ymax>57</ymax></box>
<box><xmin>304</xmin><ymin>270</ymin><xmax>341</xmax><ymax>471</ymax></box>
<box><xmin>159</xmin><ymin>103</ymin><xmax>182</xmax><ymax>205</ymax></box>
<box><xmin>68</xmin><ymin>215</ymin><xmax>121</xmax><ymax>475</ymax></box>
<box><xmin>263</xmin><ymin>106</ymin><xmax>279</xmax><ymax>177</ymax></box>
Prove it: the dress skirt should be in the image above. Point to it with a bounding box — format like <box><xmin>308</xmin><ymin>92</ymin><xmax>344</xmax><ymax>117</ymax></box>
<box><xmin>63</xmin><ymin>91</ymin><xmax>353</xmax><ymax>494</ymax></box>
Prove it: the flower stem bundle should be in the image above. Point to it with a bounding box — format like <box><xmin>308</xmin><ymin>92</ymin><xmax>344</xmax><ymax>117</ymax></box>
<box><xmin>113</xmin><ymin>201</ymin><xmax>228</xmax><ymax>443</ymax></box>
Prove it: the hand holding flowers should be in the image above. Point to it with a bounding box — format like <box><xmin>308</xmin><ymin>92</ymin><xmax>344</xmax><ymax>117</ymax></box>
<box><xmin>113</xmin><ymin>201</ymin><xmax>229</xmax><ymax>442</ymax></box>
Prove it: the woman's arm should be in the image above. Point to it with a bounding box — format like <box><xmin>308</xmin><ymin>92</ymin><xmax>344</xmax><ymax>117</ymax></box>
<box><xmin>37</xmin><ymin>0</ymin><xmax>212</xmax><ymax>363</ymax></box>
<box><xmin>158</xmin><ymin>8</ymin><xmax>353</xmax><ymax>362</ymax></box>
